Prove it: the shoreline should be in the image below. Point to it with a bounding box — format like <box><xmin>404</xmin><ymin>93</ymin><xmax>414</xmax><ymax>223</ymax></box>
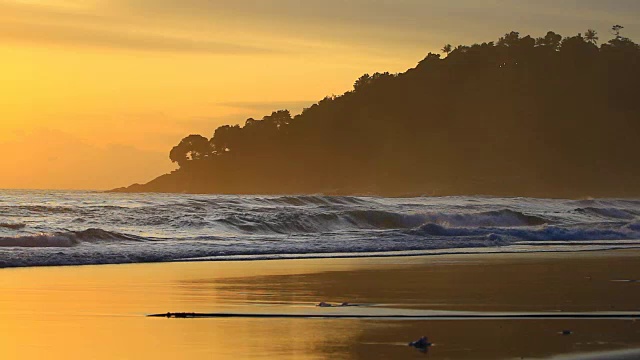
<box><xmin>2</xmin><ymin>245</ymin><xmax>640</xmax><ymax>271</ymax></box>
<box><xmin>109</xmin><ymin>181</ymin><xmax>640</xmax><ymax>199</ymax></box>
<box><xmin>2</xmin><ymin>248</ymin><xmax>640</xmax><ymax>359</ymax></box>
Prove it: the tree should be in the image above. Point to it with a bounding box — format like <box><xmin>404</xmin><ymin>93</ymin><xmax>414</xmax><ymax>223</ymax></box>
<box><xmin>535</xmin><ymin>31</ymin><xmax>562</xmax><ymax>50</ymax></box>
<box><xmin>441</xmin><ymin>44</ymin><xmax>452</xmax><ymax>55</ymax></box>
<box><xmin>211</xmin><ymin>125</ymin><xmax>242</xmax><ymax>154</ymax></box>
<box><xmin>585</xmin><ymin>29</ymin><xmax>598</xmax><ymax>45</ymax></box>
<box><xmin>560</xmin><ymin>33</ymin><xmax>598</xmax><ymax>59</ymax></box>
<box><xmin>416</xmin><ymin>53</ymin><xmax>441</xmax><ymax>68</ymax></box>
<box><xmin>264</xmin><ymin>110</ymin><xmax>292</xmax><ymax>129</ymax></box>
<box><xmin>353</xmin><ymin>73</ymin><xmax>372</xmax><ymax>91</ymax></box>
<box><xmin>244</xmin><ymin>118</ymin><xmax>258</xmax><ymax>127</ymax></box>
<box><xmin>169</xmin><ymin>134</ymin><xmax>212</xmax><ymax>167</ymax></box>
<box><xmin>604</xmin><ymin>24</ymin><xmax>638</xmax><ymax>51</ymax></box>
<box><xmin>612</xmin><ymin>25</ymin><xmax>624</xmax><ymax>39</ymax></box>
<box><xmin>150</xmin><ymin>28</ymin><xmax>640</xmax><ymax>198</ymax></box>
<box><xmin>498</xmin><ymin>31</ymin><xmax>520</xmax><ymax>47</ymax></box>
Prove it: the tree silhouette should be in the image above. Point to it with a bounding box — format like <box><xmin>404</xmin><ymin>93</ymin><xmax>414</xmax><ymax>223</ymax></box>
<box><xmin>535</xmin><ymin>31</ymin><xmax>562</xmax><ymax>50</ymax></box>
<box><xmin>264</xmin><ymin>110</ymin><xmax>293</xmax><ymax>129</ymax></box>
<box><xmin>585</xmin><ymin>29</ymin><xmax>599</xmax><ymax>45</ymax></box>
<box><xmin>210</xmin><ymin>125</ymin><xmax>241</xmax><ymax>154</ymax></box>
<box><xmin>353</xmin><ymin>74</ymin><xmax>372</xmax><ymax>91</ymax></box>
<box><xmin>603</xmin><ymin>25</ymin><xmax>638</xmax><ymax>52</ymax></box>
<box><xmin>169</xmin><ymin>135</ymin><xmax>212</xmax><ymax>167</ymax></box>
<box><xmin>121</xmin><ymin>27</ymin><xmax>640</xmax><ymax>198</ymax></box>
<box><xmin>612</xmin><ymin>25</ymin><xmax>624</xmax><ymax>39</ymax></box>
<box><xmin>441</xmin><ymin>44</ymin><xmax>452</xmax><ymax>55</ymax></box>
<box><xmin>497</xmin><ymin>31</ymin><xmax>520</xmax><ymax>47</ymax></box>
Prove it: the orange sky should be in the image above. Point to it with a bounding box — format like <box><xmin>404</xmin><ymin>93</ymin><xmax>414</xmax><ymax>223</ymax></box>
<box><xmin>1</xmin><ymin>0</ymin><xmax>638</xmax><ymax>189</ymax></box>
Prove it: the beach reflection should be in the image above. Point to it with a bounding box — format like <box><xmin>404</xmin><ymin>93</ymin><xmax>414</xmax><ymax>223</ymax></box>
<box><xmin>1</xmin><ymin>253</ymin><xmax>640</xmax><ymax>359</ymax></box>
<box><xmin>0</xmin><ymin>260</ymin><xmax>367</xmax><ymax>360</ymax></box>
<box><xmin>0</xmin><ymin>314</ymin><xmax>366</xmax><ymax>359</ymax></box>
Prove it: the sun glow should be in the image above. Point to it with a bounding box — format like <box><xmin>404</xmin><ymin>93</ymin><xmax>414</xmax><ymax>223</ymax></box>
<box><xmin>0</xmin><ymin>0</ymin><xmax>638</xmax><ymax>189</ymax></box>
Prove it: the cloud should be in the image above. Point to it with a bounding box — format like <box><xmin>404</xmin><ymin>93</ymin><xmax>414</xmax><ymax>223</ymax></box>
<box><xmin>3</xmin><ymin>0</ymin><xmax>638</xmax><ymax>57</ymax></box>
<box><xmin>0</xmin><ymin>21</ymin><xmax>276</xmax><ymax>54</ymax></box>
<box><xmin>0</xmin><ymin>2</ymin><xmax>279</xmax><ymax>55</ymax></box>
<box><xmin>174</xmin><ymin>101</ymin><xmax>318</xmax><ymax>135</ymax></box>
<box><xmin>218</xmin><ymin>100</ymin><xmax>317</xmax><ymax>115</ymax></box>
<box><xmin>103</xmin><ymin>0</ymin><xmax>640</xmax><ymax>43</ymax></box>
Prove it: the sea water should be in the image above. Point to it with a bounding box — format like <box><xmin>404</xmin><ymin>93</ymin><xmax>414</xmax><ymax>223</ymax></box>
<box><xmin>0</xmin><ymin>190</ymin><xmax>639</xmax><ymax>267</ymax></box>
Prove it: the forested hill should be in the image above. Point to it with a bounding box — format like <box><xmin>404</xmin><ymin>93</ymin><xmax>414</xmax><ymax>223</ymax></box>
<box><xmin>114</xmin><ymin>28</ymin><xmax>640</xmax><ymax>197</ymax></box>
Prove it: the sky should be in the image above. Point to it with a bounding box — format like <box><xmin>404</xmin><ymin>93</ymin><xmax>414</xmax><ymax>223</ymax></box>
<box><xmin>1</xmin><ymin>0</ymin><xmax>639</xmax><ymax>190</ymax></box>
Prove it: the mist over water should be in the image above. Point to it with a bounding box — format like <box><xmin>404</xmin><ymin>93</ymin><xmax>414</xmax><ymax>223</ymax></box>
<box><xmin>0</xmin><ymin>190</ymin><xmax>639</xmax><ymax>268</ymax></box>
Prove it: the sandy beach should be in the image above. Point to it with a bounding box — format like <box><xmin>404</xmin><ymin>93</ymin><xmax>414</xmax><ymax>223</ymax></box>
<box><xmin>4</xmin><ymin>1</ymin><xmax>640</xmax><ymax>358</ymax></box>
<box><xmin>1</xmin><ymin>250</ymin><xmax>640</xmax><ymax>359</ymax></box>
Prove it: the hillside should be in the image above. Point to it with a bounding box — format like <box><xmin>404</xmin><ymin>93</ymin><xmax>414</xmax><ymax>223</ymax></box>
<box><xmin>113</xmin><ymin>29</ymin><xmax>640</xmax><ymax>198</ymax></box>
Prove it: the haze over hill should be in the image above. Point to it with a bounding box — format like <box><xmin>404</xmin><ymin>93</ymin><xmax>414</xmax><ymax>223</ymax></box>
<box><xmin>115</xmin><ymin>28</ymin><xmax>640</xmax><ymax>198</ymax></box>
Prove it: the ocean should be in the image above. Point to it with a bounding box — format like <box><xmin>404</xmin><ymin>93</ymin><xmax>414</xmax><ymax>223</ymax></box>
<box><xmin>0</xmin><ymin>190</ymin><xmax>639</xmax><ymax>268</ymax></box>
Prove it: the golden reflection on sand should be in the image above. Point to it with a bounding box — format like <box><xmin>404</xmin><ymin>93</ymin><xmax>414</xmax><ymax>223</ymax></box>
<box><xmin>0</xmin><ymin>260</ymin><xmax>366</xmax><ymax>359</ymax></box>
<box><xmin>0</xmin><ymin>251</ymin><xmax>640</xmax><ymax>359</ymax></box>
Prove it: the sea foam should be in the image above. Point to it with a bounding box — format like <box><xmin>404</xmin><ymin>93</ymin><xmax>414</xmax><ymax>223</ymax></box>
<box><xmin>0</xmin><ymin>191</ymin><xmax>638</xmax><ymax>268</ymax></box>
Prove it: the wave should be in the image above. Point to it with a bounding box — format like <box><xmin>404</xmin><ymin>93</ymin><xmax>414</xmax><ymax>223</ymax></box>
<box><xmin>0</xmin><ymin>222</ymin><xmax>26</xmax><ymax>230</ymax></box>
<box><xmin>0</xmin><ymin>229</ymin><xmax>145</xmax><ymax>248</ymax></box>
<box><xmin>215</xmin><ymin>208</ymin><xmax>550</xmax><ymax>235</ymax></box>
<box><xmin>114</xmin><ymin>196</ymin><xmax>373</xmax><ymax>228</ymax></box>
<box><xmin>409</xmin><ymin>222</ymin><xmax>640</xmax><ymax>241</ymax></box>
<box><xmin>576</xmin><ymin>207</ymin><xmax>638</xmax><ymax>220</ymax></box>
<box><xmin>570</xmin><ymin>199</ymin><xmax>640</xmax><ymax>207</ymax></box>
<box><xmin>235</xmin><ymin>195</ymin><xmax>372</xmax><ymax>207</ymax></box>
<box><xmin>419</xmin><ymin>209</ymin><xmax>549</xmax><ymax>227</ymax></box>
<box><xmin>274</xmin><ymin>195</ymin><xmax>370</xmax><ymax>206</ymax></box>
<box><xmin>0</xmin><ymin>205</ymin><xmax>77</xmax><ymax>215</ymax></box>
<box><xmin>1</xmin><ymin>192</ymin><xmax>639</xmax><ymax>268</ymax></box>
<box><xmin>215</xmin><ymin>212</ymin><xmax>346</xmax><ymax>234</ymax></box>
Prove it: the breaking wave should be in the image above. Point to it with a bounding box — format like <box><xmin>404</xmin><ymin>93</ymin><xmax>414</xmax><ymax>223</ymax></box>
<box><xmin>576</xmin><ymin>207</ymin><xmax>638</xmax><ymax>220</ymax></box>
<box><xmin>0</xmin><ymin>222</ymin><xmax>26</xmax><ymax>230</ymax></box>
<box><xmin>0</xmin><ymin>205</ymin><xmax>77</xmax><ymax>215</ymax></box>
<box><xmin>214</xmin><ymin>208</ymin><xmax>550</xmax><ymax>234</ymax></box>
<box><xmin>0</xmin><ymin>191</ymin><xmax>638</xmax><ymax>268</ymax></box>
<box><xmin>0</xmin><ymin>229</ymin><xmax>144</xmax><ymax>248</ymax></box>
<box><xmin>409</xmin><ymin>222</ymin><xmax>640</xmax><ymax>241</ymax></box>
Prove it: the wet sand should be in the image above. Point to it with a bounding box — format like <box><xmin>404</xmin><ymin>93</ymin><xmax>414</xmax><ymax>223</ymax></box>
<box><xmin>1</xmin><ymin>250</ymin><xmax>640</xmax><ymax>359</ymax></box>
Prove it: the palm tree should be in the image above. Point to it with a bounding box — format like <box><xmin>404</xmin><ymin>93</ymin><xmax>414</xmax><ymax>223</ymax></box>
<box><xmin>585</xmin><ymin>29</ymin><xmax>599</xmax><ymax>45</ymax></box>
<box><xmin>612</xmin><ymin>25</ymin><xmax>624</xmax><ymax>39</ymax></box>
<box><xmin>441</xmin><ymin>44</ymin><xmax>452</xmax><ymax>55</ymax></box>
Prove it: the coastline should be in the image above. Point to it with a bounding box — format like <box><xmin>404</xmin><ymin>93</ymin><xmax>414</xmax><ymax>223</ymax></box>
<box><xmin>3</xmin><ymin>191</ymin><xmax>638</xmax><ymax>269</ymax></box>
<box><xmin>109</xmin><ymin>179</ymin><xmax>640</xmax><ymax>199</ymax></box>
<box><xmin>2</xmin><ymin>249</ymin><xmax>640</xmax><ymax>359</ymax></box>
<box><xmin>3</xmin><ymin>243</ymin><xmax>640</xmax><ymax>270</ymax></box>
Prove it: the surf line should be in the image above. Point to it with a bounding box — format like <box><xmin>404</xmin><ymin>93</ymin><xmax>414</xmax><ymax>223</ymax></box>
<box><xmin>148</xmin><ymin>312</ymin><xmax>640</xmax><ymax>320</ymax></box>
